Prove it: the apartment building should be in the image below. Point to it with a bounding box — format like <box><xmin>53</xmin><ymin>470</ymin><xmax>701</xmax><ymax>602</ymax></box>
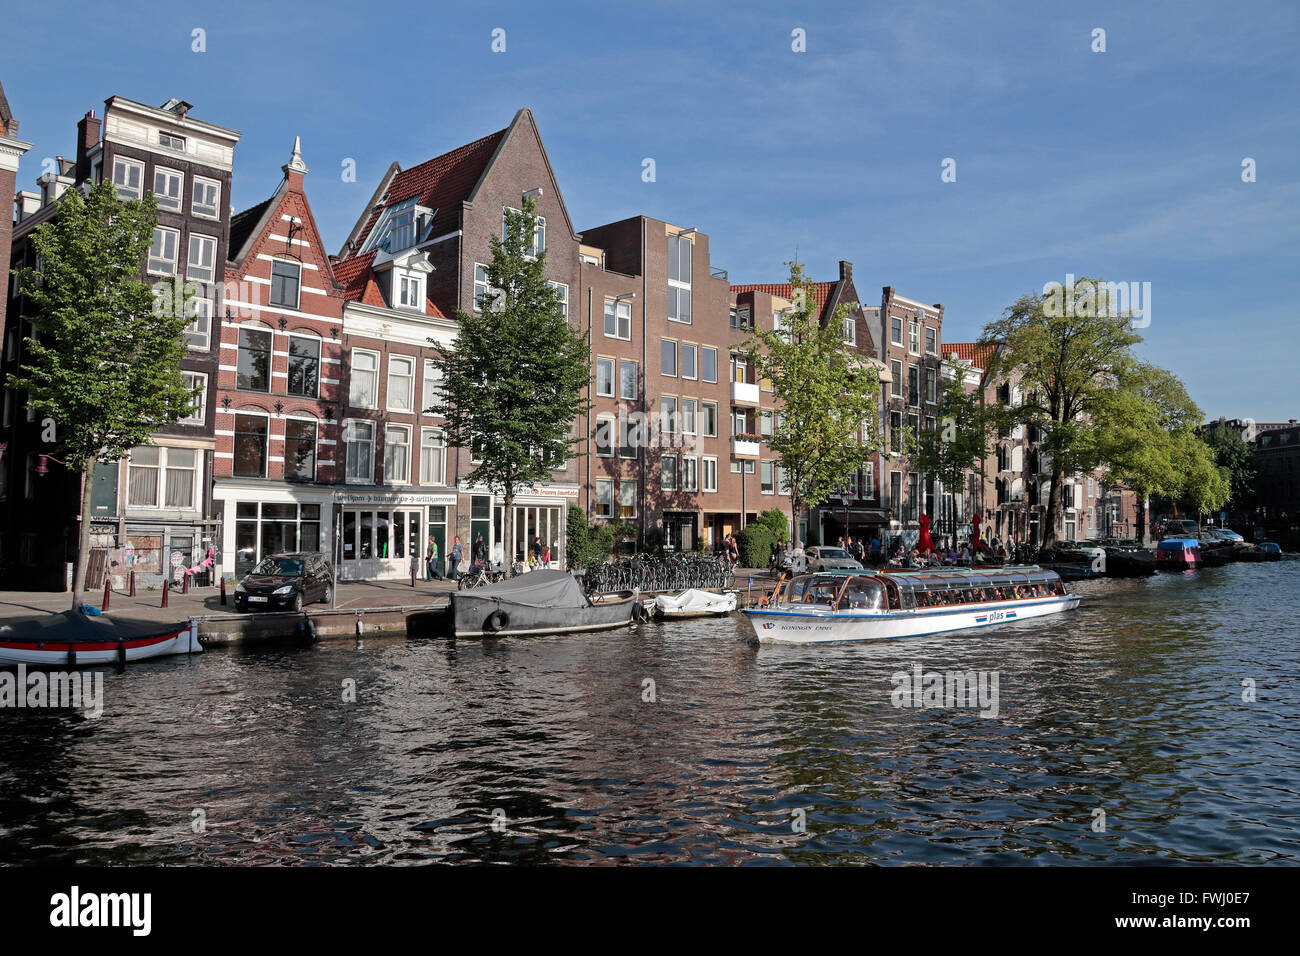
<box><xmin>213</xmin><ymin>138</ymin><xmax>345</xmax><ymax>580</ymax></box>
<box><xmin>2</xmin><ymin>95</ymin><xmax>239</xmax><ymax>589</ymax></box>
<box><xmin>333</xmin><ymin>108</ymin><xmax>581</xmax><ymax>573</ymax></box>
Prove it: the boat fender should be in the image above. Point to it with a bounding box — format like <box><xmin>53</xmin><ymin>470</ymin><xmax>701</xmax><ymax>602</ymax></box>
<box><xmin>304</xmin><ymin>617</ymin><xmax>318</xmax><ymax>642</ymax></box>
<box><xmin>485</xmin><ymin>610</ymin><xmax>509</xmax><ymax>632</ymax></box>
<box><xmin>117</xmin><ymin>641</ymin><xmax>127</xmax><ymax>665</ymax></box>
<box><xmin>355</xmin><ymin>618</ymin><xmax>364</xmax><ymax>637</ymax></box>
<box><xmin>67</xmin><ymin>646</ymin><xmax>76</xmax><ymax>668</ymax></box>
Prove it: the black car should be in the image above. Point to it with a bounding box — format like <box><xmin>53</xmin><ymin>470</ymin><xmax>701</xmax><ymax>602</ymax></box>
<box><xmin>234</xmin><ymin>552</ymin><xmax>333</xmax><ymax>612</ymax></box>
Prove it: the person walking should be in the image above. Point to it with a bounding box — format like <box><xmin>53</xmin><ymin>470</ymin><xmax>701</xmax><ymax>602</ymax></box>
<box><xmin>529</xmin><ymin>535</ymin><xmax>543</xmax><ymax>569</ymax></box>
<box><xmin>426</xmin><ymin>535</ymin><xmax>443</xmax><ymax>581</ymax></box>
<box><xmin>473</xmin><ymin>533</ymin><xmax>486</xmax><ymax>564</ymax></box>
<box><xmin>449</xmin><ymin>536</ymin><xmax>463</xmax><ymax>581</ymax></box>
<box><xmin>542</xmin><ymin>543</ymin><xmax>552</xmax><ymax>569</ymax></box>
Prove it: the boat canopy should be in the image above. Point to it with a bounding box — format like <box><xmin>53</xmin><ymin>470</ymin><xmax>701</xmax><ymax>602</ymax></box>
<box><xmin>1157</xmin><ymin>538</ymin><xmax>1199</xmax><ymax>550</ymax></box>
<box><xmin>470</xmin><ymin>569</ymin><xmax>590</xmax><ymax>607</ymax></box>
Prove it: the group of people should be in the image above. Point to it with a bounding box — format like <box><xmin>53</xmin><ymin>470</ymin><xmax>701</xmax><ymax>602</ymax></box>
<box><xmin>420</xmin><ymin>532</ymin><xmax>555</xmax><ymax>582</ymax></box>
<box><xmin>912</xmin><ymin>580</ymin><xmax>1062</xmax><ymax>608</ymax></box>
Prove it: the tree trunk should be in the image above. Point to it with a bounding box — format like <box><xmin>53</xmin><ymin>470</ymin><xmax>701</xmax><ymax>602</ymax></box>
<box><xmin>1044</xmin><ymin>468</ymin><xmax>1062</xmax><ymax>549</ymax></box>
<box><xmin>72</xmin><ymin>463</ymin><xmax>94</xmax><ymax>610</ymax></box>
<box><xmin>504</xmin><ymin>488</ymin><xmax>515</xmax><ymax>576</ymax></box>
<box><xmin>1136</xmin><ymin>494</ymin><xmax>1149</xmax><ymax>546</ymax></box>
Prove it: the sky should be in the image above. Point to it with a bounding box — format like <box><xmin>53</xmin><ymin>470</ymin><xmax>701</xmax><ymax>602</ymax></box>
<box><xmin>5</xmin><ymin>0</ymin><xmax>1297</xmax><ymax>422</ymax></box>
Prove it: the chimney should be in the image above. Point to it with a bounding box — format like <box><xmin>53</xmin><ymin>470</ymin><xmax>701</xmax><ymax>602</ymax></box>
<box><xmin>839</xmin><ymin>260</ymin><xmax>852</xmax><ymax>283</ymax></box>
<box><xmin>75</xmin><ymin>110</ymin><xmax>100</xmax><ymax>184</ymax></box>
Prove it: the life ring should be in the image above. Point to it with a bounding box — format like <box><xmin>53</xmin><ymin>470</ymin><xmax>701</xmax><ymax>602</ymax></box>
<box><xmin>485</xmin><ymin>610</ymin><xmax>509</xmax><ymax>632</ymax></box>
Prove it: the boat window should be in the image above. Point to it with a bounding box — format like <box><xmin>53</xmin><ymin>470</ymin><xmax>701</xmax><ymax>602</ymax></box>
<box><xmin>883</xmin><ymin>580</ymin><xmax>901</xmax><ymax>610</ymax></box>
<box><xmin>839</xmin><ymin>576</ymin><xmax>884</xmax><ymax>611</ymax></box>
<box><xmin>787</xmin><ymin>576</ymin><xmax>810</xmax><ymax>602</ymax></box>
<box><xmin>804</xmin><ymin>582</ymin><xmax>840</xmax><ymax>605</ymax></box>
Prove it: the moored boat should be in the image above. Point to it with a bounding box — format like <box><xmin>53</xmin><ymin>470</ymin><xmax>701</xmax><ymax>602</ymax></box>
<box><xmin>743</xmin><ymin>565</ymin><xmax>1079</xmax><ymax>645</ymax></box>
<box><xmin>0</xmin><ymin>610</ymin><xmax>201</xmax><ymax>667</ymax></box>
<box><xmin>652</xmin><ymin>588</ymin><xmax>736</xmax><ymax>619</ymax></box>
<box><xmin>448</xmin><ymin>569</ymin><xmax>640</xmax><ymax>637</ymax></box>
<box><xmin>1156</xmin><ymin>538</ymin><xmax>1201</xmax><ymax>570</ymax></box>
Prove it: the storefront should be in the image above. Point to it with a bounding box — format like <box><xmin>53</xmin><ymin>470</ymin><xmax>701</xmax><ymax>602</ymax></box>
<box><xmin>334</xmin><ymin>491</ymin><xmax>457</xmax><ymax>581</ymax></box>
<box><xmin>213</xmin><ymin>480</ymin><xmax>335</xmax><ymax>581</ymax></box>
<box><xmin>458</xmin><ymin>485</ymin><xmax>576</xmax><ymax>568</ymax></box>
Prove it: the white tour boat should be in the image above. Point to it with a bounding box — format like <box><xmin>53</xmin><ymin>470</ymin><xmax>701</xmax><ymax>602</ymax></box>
<box><xmin>743</xmin><ymin>565</ymin><xmax>1080</xmax><ymax>644</ymax></box>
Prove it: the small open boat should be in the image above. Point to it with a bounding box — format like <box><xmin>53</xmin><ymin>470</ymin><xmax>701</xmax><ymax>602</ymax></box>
<box><xmin>744</xmin><ymin>565</ymin><xmax>1078</xmax><ymax>644</ymax></box>
<box><xmin>0</xmin><ymin>610</ymin><xmax>201</xmax><ymax>667</ymax></box>
<box><xmin>449</xmin><ymin>569</ymin><xmax>640</xmax><ymax>637</ymax></box>
<box><xmin>652</xmin><ymin>589</ymin><xmax>737</xmax><ymax>619</ymax></box>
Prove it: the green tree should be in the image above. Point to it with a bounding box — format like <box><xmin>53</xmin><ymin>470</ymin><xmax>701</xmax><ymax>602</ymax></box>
<box><xmin>745</xmin><ymin>261</ymin><xmax>881</xmax><ymax>540</ymax></box>
<box><xmin>910</xmin><ymin>373</ymin><xmax>991</xmax><ymax>541</ymax></box>
<box><xmin>981</xmin><ymin>278</ymin><xmax>1143</xmax><ymax>548</ymax></box>
<box><xmin>1174</xmin><ymin>434</ymin><xmax>1231</xmax><ymax>529</ymax></box>
<box><xmin>427</xmin><ymin>197</ymin><xmax>590</xmax><ymax>573</ymax></box>
<box><xmin>10</xmin><ymin>180</ymin><xmax>195</xmax><ymax>607</ymax></box>
<box><xmin>1199</xmin><ymin>419</ymin><xmax>1257</xmax><ymax>523</ymax></box>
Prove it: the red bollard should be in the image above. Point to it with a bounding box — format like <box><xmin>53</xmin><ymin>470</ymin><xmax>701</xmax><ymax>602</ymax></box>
<box><xmin>161</xmin><ymin>580</ymin><xmax>169</xmax><ymax>608</ymax></box>
<box><xmin>182</xmin><ymin>572</ymin><xmax>190</xmax><ymax>594</ymax></box>
<box><xmin>102</xmin><ymin>579</ymin><xmax>111</xmax><ymax>612</ymax></box>
<box><xmin>129</xmin><ymin>570</ymin><xmax>136</xmax><ymax>597</ymax></box>
<box><xmin>411</xmin><ymin>567</ymin><xmax>416</xmax><ymax>588</ymax></box>
<box><xmin>220</xmin><ymin>576</ymin><xmax>227</xmax><ymax>606</ymax></box>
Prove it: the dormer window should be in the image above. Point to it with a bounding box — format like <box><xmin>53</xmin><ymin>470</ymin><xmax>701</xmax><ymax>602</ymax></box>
<box><xmin>396</xmin><ymin>271</ymin><xmax>425</xmax><ymax>312</ymax></box>
<box><xmin>159</xmin><ymin>131</ymin><xmax>186</xmax><ymax>152</ymax></box>
<box><xmin>363</xmin><ymin>197</ymin><xmax>436</xmax><ymax>254</ymax></box>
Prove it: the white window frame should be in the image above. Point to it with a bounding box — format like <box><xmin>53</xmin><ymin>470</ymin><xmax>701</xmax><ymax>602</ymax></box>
<box><xmin>419</xmin><ymin>427</ymin><xmax>447</xmax><ymax>485</ymax></box>
<box><xmin>681</xmin><ymin>343</ymin><xmax>697</xmax><ymax>380</ymax></box>
<box><xmin>187</xmin><ymin>232</ymin><xmax>217</xmax><ymax>283</ymax></box>
<box><xmin>112</xmin><ymin>157</ymin><xmax>144</xmax><ymax>201</ymax></box>
<box><xmin>681</xmin><ymin>455</ymin><xmax>698</xmax><ymax>492</ymax></box>
<box><xmin>422</xmin><ymin>359</ymin><xmax>443</xmax><ymax>416</ymax></box>
<box><xmin>147</xmin><ymin>226</ymin><xmax>179</xmax><ymax>276</ymax></box>
<box><xmin>890</xmin><ymin>360</ymin><xmax>903</xmax><ymax>399</ymax></box>
<box><xmin>595</xmin><ymin>416</ymin><xmax>616</xmax><ymax>458</ymax></box>
<box><xmin>604</xmin><ymin>297</ymin><xmax>631</xmax><ymax>340</ymax></box>
<box><xmin>384</xmin><ymin>424</ymin><xmax>411</xmax><ymax>485</ymax></box>
<box><xmin>502</xmin><ymin>206</ymin><xmax>545</xmax><ymax>257</ymax></box>
<box><xmin>890</xmin><ymin>315</ymin><xmax>904</xmax><ymax>347</ymax></box>
<box><xmin>702</xmin><ymin>455</ymin><xmax>718</xmax><ymax>493</ymax></box>
<box><xmin>350</xmin><ymin>349</ymin><xmax>380</xmax><ymax>409</ymax></box>
<box><xmin>701</xmin><ymin>346</ymin><xmax>718</xmax><ymax>384</ymax></box>
<box><xmin>181</xmin><ymin>371</ymin><xmax>207</xmax><ymax>424</ymax></box>
<box><xmin>159</xmin><ymin>131</ymin><xmax>187</xmax><ymax>152</ymax></box>
<box><xmin>702</xmin><ymin>401</ymin><xmax>718</xmax><ymax>438</ymax></box>
<box><xmin>660</xmin><ymin>454</ymin><xmax>677</xmax><ymax>491</ymax></box>
<box><xmin>761</xmin><ymin>460</ymin><xmax>775</xmax><ymax>495</ymax></box>
<box><xmin>386</xmin><ymin>354</ymin><xmax>415</xmax><ymax>412</ymax></box>
<box><xmin>185</xmin><ymin>296</ymin><xmax>212</xmax><ymax>351</ymax></box>
<box><xmin>925</xmin><ymin>327</ymin><xmax>938</xmax><ymax>355</ymax></box>
<box><xmin>286</xmin><ymin>332</ymin><xmax>321</xmax><ymax>399</ymax></box>
<box><xmin>344</xmin><ymin>420</ymin><xmax>376</xmax><ymax>484</ymax></box>
<box><xmin>909</xmin><ymin>321</ymin><xmax>920</xmax><ymax>355</ymax></box>
<box><xmin>232</xmin><ymin>412</ymin><xmax>271</xmax><ymax>479</ymax></box>
<box><xmin>152</xmin><ymin>166</ymin><xmax>183</xmax><ymax>211</ymax></box>
<box><xmin>191</xmin><ymin>175</ymin><xmax>221</xmax><ymax>219</ymax></box>
<box><xmin>661</xmin><ymin>339</ymin><xmax>677</xmax><ymax>377</ymax></box>
<box><xmin>595</xmin><ymin>478</ymin><xmax>615</xmax><ymax>518</ymax></box>
<box><xmin>596</xmin><ymin>357</ymin><xmax>615</xmax><ymax>398</ymax></box>
<box><xmin>619</xmin><ymin>360</ymin><xmax>638</xmax><ymax>400</ymax></box>
<box><xmin>667</xmin><ymin>234</ymin><xmax>692</xmax><ymax>324</ymax></box>
<box><xmin>844</xmin><ymin>315</ymin><xmax>856</xmax><ymax>345</ymax></box>
<box><xmin>548</xmin><ymin>280</ymin><xmax>569</xmax><ymax>317</ymax></box>
<box><xmin>397</xmin><ymin>271</ymin><xmax>425</xmax><ymax>312</ymax></box>
<box><xmin>473</xmin><ymin>263</ymin><xmax>503</xmax><ymax>313</ymax></box>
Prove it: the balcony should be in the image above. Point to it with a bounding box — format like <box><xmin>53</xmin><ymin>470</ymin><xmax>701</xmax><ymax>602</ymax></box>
<box><xmin>731</xmin><ymin>380</ymin><xmax>759</xmax><ymax>406</ymax></box>
<box><xmin>732</xmin><ymin>436</ymin><xmax>760</xmax><ymax>459</ymax></box>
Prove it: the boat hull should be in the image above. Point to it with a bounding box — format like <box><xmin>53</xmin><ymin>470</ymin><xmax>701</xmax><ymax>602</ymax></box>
<box><xmin>450</xmin><ymin>591</ymin><xmax>636</xmax><ymax>637</ymax></box>
<box><xmin>0</xmin><ymin>624</ymin><xmax>201</xmax><ymax>667</ymax></box>
<box><xmin>744</xmin><ymin>595</ymin><xmax>1080</xmax><ymax>645</ymax></box>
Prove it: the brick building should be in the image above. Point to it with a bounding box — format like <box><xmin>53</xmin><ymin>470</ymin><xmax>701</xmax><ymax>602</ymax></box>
<box><xmin>333</xmin><ymin>108</ymin><xmax>581</xmax><ymax>574</ymax></box>
<box><xmin>213</xmin><ymin>138</ymin><xmax>344</xmax><ymax>580</ymax></box>
<box><xmin>2</xmin><ymin>95</ymin><xmax>239</xmax><ymax>590</ymax></box>
<box><xmin>1253</xmin><ymin>421</ymin><xmax>1300</xmax><ymax>545</ymax></box>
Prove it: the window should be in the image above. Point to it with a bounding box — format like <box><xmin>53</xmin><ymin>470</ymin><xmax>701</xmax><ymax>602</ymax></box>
<box><xmin>661</xmin><ymin>339</ymin><xmax>677</xmax><ymax>377</ymax></box>
<box><xmin>702</xmin><ymin>456</ymin><xmax>718</xmax><ymax>493</ymax></box>
<box><xmin>192</xmin><ymin>176</ymin><xmax>220</xmax><ymax>219</ymax></box>
<box><xmin>595</xmin><ymin>479</ymin><xmax>615</xmax><ymax>518</ymax></box>
<box><xmin>660</xmin><ymin>454</ymin><xmax>677</xmax><ymax>491</ymax></box>
<box><xmin>420</xmin><ymin>428</ymin><xmax>446</xmax><ymax>484</ymax></box>
<box><xmin>384</xmin><ymin>425</ymin><xmax>410</xmax><ymax>483</ymax></box>
<box><xmin>473</xmin><ymin>264</ymin><xmax>503</xmax><ymax>312</ymax></box>
<box><xmin>185</xmin><ymin>297</ymin><xmax>212</xmax><ymax>350</ymax></box>
<box><xmin>908</xmin><ymin>365</ymin><xmax>919</xmax><ymax>406</ymax></box>
<box><xmin>422</xmin><ymin>359</ymin><xmax>444</xmax><ymax>415</ymax></box>
<box><xmin>127</xmin><ymin>447</ymin><xmax>159</xmax><ymax>506</ymax></box>
<box><xmin>112</xmin><ymin>157</ymin><xmax>144</xmax><ymax>200</ymax></box>
<box><xmin>701</xmin><ymin>346</ymin><xmax>718</xmax><ymax>383</ymax></box>
<box><xmin>890</xmin><ymin>360</ymin><xmax>903</xmax><ymax>398</ymax></box>
<box><xmin>681</xmin><ymin>344</ymin><xmax>697</xmax><ymax>380</ymax></box>
<box><xmin>237</xmin><ymin>327</ymin><xmax>272</xmax><ymax>392</ymax></box>
<box><xmin>619</xmin><ymin>480</ymin><xmax>637</xmax><ymax>519</ymax></box>
<box><xmin>759</xmin><ymin>409</ymin><xmax>774</xmax><ymax>437</ymax></box>
<box><xmin>844</xmin><ymin>316</ymin><xmax>856</xmax><ymax>345</ymax></box>
<box><xmin>350</xmin><ymin>350</ymin><xmax>379</xmax><ymax>408</ymax></box>
<box><xmin>891</xmin><ymin>315</ymin><xmax>903</xmax><ymax>346</ymax></box>
<box><xmin>909</xmin><ymin>321</ymin><xmax>920</xmax><ymax>354</ymax></box>
<box><xmin>148</xmin><ymin>227</ymin><xmax>179</xmax><ymax>275</ymax></box>
<box><xmin>233</xmin><ymin>414</ymin><xmax>268</xmax><ymax>478</ymax></box>
<box><xmin>595</xmin><ymin>417</ymin><xmax>615</xmax><ymax>457</ymax></box>
<box><xmin>702</xmin><ymin>401</ymin><xmax>718</xmax><ymax>437</ymax></box>
<box><xmin>548</xmin><ymin>280</ymin><xmax>569</xmax><ymax>317</ymax></box>
<box><xmin>890</xmin><ymin>411</ymin><xmax>902</xmax><ymax>453</ymax></box>
<box><xmin>925</xmin><ymin>327</ymin><xmax>938</xmax><ymax>354</ymax></box>
<box><xmin>152</xmin><ymin>167</ymin><xmax>183</xmax><ymax>211</ymax></box>
<box><xmin>604</xmin><ymin>297</ymin><xmax>631</xmax><ymax>339</ymax></box>
<box><xmin>344</xmin><ymin>421</ymin><xmax>375</xmax><ymax>483</ymax></box>
<box><xmin>890</xmin><ymin>470</ymin><xmax>902</xmax><ymax>511</ymax></box>
<box><xmin>387</xmin><ymin>355</ymin><xmax>414</xmax><ymax>412</ymax></box>
<box><xmin>181</xmin><ymin>371</ymin><xmax>206</xmax><ymax>424</ymax></box>
<box><xmin>619</xmin><ymin>360</ymin><xmax>638</xmax><ymax>400</ymax></box>
<box><xmin>619</xmin><ymin>417</ymin><xmax>638</xmax><ymax>458</ymax></box>
<box><xmin>907</xmin><ymin>473</ymin><xmax>920</xmax><ymax>521</ymax></box>
<box><xmin>159</xmin><ymin>131</ymin><xmax>186</xmax><ymax>152</ymax></box>
<box><xmin>761</xmin><ymin>460</ymin><xmax>775</xmax><ymax>494</ymax></box>
<box><xmin>731</xmin><ymin>306</ymin><xmax>753</xmax><ymax>329</ymax></box>
<box><xmin>269</xmin><ymin>259</ymin><xmax>301</xmax><ymax>309</ymax></box>
<box><xmin>681</xmin><ymin>398</ymin><xmax>698</xmax><ymax>436</ymax></box>
<box><xmin>596</xmin><ymin>358</ymin><xmax>615</xmax><ymax>397</ymax></box>
<box><xmin>864</xmin><ymin>462</ymin><xmax>875</xmax><ymax>499</ymax></box>
<box><xmin>397</xmin><ymin>272</ymin><xmax>425</xmax><ymax>311</ymax></box>
<box><xmin>926</xmin><ymin>368</ymin><xmax>937</xmax><ymax>404</ymax></box>
<box><xmin>502</xmin><ymin>207</ymin><xmax>545</xmax><ymax>257</ymax></box>
<box><xmin>287</xmin><ymin>334</ymin><xmax>320</xmax><ymax>398</ymax></box>
<box><xmin>187</xmin><ymin>233</ymin><xmax>217</xmax><ymax>283</ymax></box>
<box><xmin>660</xmin><ymin>396</ymin><xmax>678</xmax><ymax>435</ymax></box>
<box><xmin>667</xmin><ymin>234</ymin><xmax>692</xmax><ymax>323</ymax></box>
<box><xmin>682</xmin><ymin>456</ymin><xmax>698</xmax><ymax>492</ymax></box>
<box><xmin>284</xmin><ymin>419</ymin><xmax>317</xmax><ymax>481</ymax></box>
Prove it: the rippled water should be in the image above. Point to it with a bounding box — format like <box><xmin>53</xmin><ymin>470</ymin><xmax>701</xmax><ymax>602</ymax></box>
<box><xmin>1</xmin><ymin>563</ymin><xmax>1297</xmax><ymax>865</ymax></box>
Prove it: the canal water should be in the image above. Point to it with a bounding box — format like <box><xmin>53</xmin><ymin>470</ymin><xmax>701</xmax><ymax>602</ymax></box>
<box><xmin>1</xmin><ymin>563</ymin><xmax>1297</xmax><ymax>865</ymax></box>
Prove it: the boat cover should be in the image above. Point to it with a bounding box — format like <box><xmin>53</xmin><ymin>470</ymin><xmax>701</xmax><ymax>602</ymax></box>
<box><xmin>469</xmin><ymin>569</ymin><xmax>590</xmax><ymax>608</ymax></box>
<box><xmin>653</xmin><ymin>589</ymin><xmax>736</xmax><ymax>614</ymax></box>
<box><xmin>1157</xmin><ymin>538</ymin><xmax>1199</xmax><ymax>550</ymax></box>
<box><xmin>0</xmin><ymin>610</ymin><xmax>184</xmax><ymax>644</ymax></box>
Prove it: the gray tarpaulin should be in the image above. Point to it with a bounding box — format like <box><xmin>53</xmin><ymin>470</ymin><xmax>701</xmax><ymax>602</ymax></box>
<box><xmin>472</xmin><ymin>569</ymin><xmax>589</xmax><ymax>608</ymax></box>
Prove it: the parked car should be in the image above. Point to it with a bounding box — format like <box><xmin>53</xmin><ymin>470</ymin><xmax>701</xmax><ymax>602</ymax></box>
<box><xmin>235</xmin><ymin>552</ymin><xmax>333</xmax><ymax>612</ymax></box>
<box><xmin>1162</xmin><ymin>519</ymin><xmax>1199</xmax><ymax>538</ymax></box>
<box><xmin>1211</xmin><ymin>527</ymin><xmax>1245</xmax><ymax>543</ymax></box>
<box><xmin>803</xmin><ymin>546</ymin><xmax>864</xmax><ymax>573</ymax></box>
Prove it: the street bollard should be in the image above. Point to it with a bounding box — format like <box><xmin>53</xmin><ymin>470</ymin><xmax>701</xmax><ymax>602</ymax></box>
<box><xmin>102</xmin><ymin>579</ymin><xmax>111</xmax><ymax>612</ymax></box>
<box><xmin>129</xmin><ymin>570</ymin><xmax>136</xmax><ymax>597</ymax></box>
<box><xmin>182</xmin><ymin>572</ymin><xmax>190</xmax><ymax>594</ymax></box>
<box><xmin>161</xmin><ymin>580</ymin><xmax>169</xmax><ymax>608</ymax></box>
<box><xmin>220</xmin><ymin>577</ymin><xmax>227</xmax><ymax>606</ymax></box>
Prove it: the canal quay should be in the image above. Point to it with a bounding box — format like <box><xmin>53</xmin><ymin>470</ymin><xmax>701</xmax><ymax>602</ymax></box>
<box><xmin>1</xmin><ymin>561</ymin><xmax>1296</xmax><ymax>866</ymax></box>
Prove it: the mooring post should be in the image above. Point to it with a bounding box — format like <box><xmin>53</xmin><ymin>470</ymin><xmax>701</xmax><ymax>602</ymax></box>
<box><xmin>129</xmin><ymin>570</ymin><xmax>136</xmax><ymax>597</ymax></box>
<box><xmin>220</xmin><ymin>576</ymin><xmax>227</xmax><ymax>606</ymax></box>
<box><xmin>102</xmin><ymin>578</ymin><xmax>111</xmax><ymax>612</ymax></box>
<box><xmin>161</xmin><ymin>580</ymin><xmax>169</xmax><ymax>608</ymax></box>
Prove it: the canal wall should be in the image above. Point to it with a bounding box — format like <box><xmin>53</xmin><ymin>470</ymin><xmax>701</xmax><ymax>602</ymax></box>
<box><xmin>197</xmin><ymin>601</ymin><xmax>451</xmax><ymax>645</ymax></box>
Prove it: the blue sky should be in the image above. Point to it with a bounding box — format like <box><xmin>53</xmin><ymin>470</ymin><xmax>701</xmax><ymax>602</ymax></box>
<box><xmin>6</xmin><ymin>0</ymin><xmax>1297</xmax><ymax>421</ymax></box>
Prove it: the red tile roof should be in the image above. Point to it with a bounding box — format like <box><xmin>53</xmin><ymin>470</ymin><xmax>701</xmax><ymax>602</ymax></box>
<box><xmin>941</xmin><ymin>342</ymin><xmax>997</xmax><ymax>370</ymax></box>
<box><xmin>730</xmin><ymin>281</ymin><xmax>836</xmax><ymax>321</ymax></box>
<box><xmin>332</xmin><ymin>250</ymin><xmax>446</xmax><ymax>318</ymax></box>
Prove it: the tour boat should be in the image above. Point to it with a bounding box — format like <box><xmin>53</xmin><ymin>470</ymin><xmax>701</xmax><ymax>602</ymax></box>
<box><xmin>743</xmin><ymin>566</ymin><xmax>1079</xmax><ymax>645</ymax></box>
<box><xmin>0</xmin><ymin>610</ymin><xmax>202</xmax><ymax>667</ymax></box>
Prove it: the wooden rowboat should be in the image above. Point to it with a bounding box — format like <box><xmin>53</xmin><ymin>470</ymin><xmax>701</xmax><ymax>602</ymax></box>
<box><xmin>0</xmin><ymin>611</ymin><xmax>202</xmax><ymax>667</ymax></box>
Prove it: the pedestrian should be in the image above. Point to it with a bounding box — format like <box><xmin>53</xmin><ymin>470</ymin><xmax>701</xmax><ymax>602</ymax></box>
<box><xmin>449</xmin><ymin>536</ymin><xmax>463</xmax><ymax>580</ymax></box>
<box><xmin>530</xmin><ymin>535</ymin><xmax>543</xmax><ymax>569</ymax></box>
<box><xmin>542</xmin><ymin>543</ymin><xmax>552</xmax><ymax>568</ymax></box>
<box><xmin>426</xmin><ymin>535</ymin><xmax>443</xmax><ymax>581</ymax></box>
<box><xmin>473</xmin><ymin>533</ymin><xmax>486</xmax><ymax>564</ymax></box>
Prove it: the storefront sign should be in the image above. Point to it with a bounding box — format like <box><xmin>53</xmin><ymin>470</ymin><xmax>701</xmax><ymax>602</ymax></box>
<box><xmin>335</xmin><ymin>493</ymin><xmax>458</xmax><ymax>506</ymax></box>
